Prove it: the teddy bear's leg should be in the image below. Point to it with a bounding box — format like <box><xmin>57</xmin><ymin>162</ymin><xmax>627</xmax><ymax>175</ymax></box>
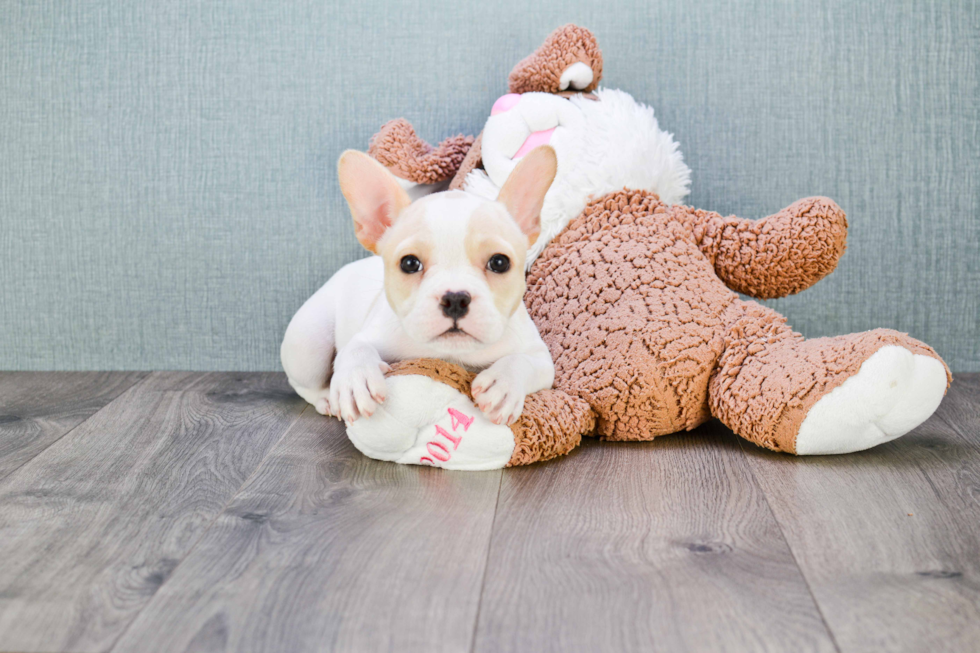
<box><xmin>346</xmin><ymin>359</ymin><xmax>592</xmax><ymax>469</ymax></box>
<box><xmin>507</xmin><ymin>389</ymin><xmax>594</xmax><ymax>466</ymax></box>
<box><xmin>709</xmin><ymin>302</ymin><xmax>950</xmax><ymax>454</ymax></box>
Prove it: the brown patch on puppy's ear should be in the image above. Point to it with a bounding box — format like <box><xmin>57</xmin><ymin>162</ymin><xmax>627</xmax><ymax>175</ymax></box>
<box><xmin>496</xmin><ymin>146</ymin><xmax>557</xmax><ymax>246</ymax></box>
<box><xmin>338</xmin><ymin>150</ymin><xmax>412</xmax><ymax>253</ymax></box>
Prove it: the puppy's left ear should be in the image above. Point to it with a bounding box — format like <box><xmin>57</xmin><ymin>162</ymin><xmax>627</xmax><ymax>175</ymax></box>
<box><xmin>338</xmin><ymin>149</ymin><xmax>412</xmax><ymax>253</ymax></box>
<box><xmin>496</xmin><ymin>145</ymin><xmax>557</xmax><ymax>246</ymax></box>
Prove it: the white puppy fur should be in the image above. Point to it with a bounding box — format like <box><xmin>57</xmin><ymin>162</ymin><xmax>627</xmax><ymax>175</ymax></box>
<box><xmin>281</xmin><ymin>147</ymin><xmax>558</xmax><ymax>427</ymax></box>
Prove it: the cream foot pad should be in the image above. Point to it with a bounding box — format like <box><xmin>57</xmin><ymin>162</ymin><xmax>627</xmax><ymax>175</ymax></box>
<box><xmin>346</xmin><ymin>371</ymin><xmax>517</xmax><ymax>471</ymax></box>
<box><xmin>795</xmin><ymin>345</ymin><xmax>948</xmax><ymax>455</ymax></box>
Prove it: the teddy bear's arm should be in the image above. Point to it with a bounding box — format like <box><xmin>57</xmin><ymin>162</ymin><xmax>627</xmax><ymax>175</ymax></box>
<box><xmin>367</xmin><ymin>118</ymin><xmax>475</xmax><ymax>185</ymax></box>
<box><xmin>508</xmin><ymin>24</ymin><xmax>603</xmax><ymax>95</ymax></box>
<box><xmin>689</xmin><ymin>196</ymin><xmax>848</xmax><ymax>299</ymax></box>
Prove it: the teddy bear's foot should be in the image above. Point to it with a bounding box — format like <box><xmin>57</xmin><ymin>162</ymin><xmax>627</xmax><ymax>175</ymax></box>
<box><xmin>508</xmin><ymin>389</ymin><xmax>594</xmax><ymax>466</ymax></box>
<box><xmin>345</xmin><ymin>359</ymin><xmax>594</xmax><ymax>469</ymax></box>
<box><xmin>795</xmin><ymin>345</ymin><xmax>948</xmax><ymax>455</ymax></box>
<box><xmin>346</xmin><ymin>364</ymin><xmax>516</xmax><ymax>471</ymax></box>
<box><xmin>711</xmin><ymin>313</ymin><xmax>952</xmax><ymax>454</ymax></box>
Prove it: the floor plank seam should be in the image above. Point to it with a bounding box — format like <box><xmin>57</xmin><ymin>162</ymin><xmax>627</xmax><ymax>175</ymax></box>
<box><xmin>468</xmin><ymin>468</ymin><xmax>504</xmax><ymax>653</ymax></box>
<box><xmin>935</xmin><ymin>402</ymin><xmax>980</xmax><ymax>453</ymax></box>
<box><xmin>103</xmin><ymin>401</ymin><xmax>312</xmax><ymax>653</ymax></box>
<box><xmin>910</xmin><ymin>439</ymin><xmax>964</xmax><ymax>519</ymax></box>
<box><xmin>4</xmin><ymin>373</ymin><xmax>976</xmax><ymax>652</ymax></box>
<box><xmin>0</xmin><ymin>372</ymin><xmax>151</xmax><ymax>484</ymax></box>
<box><xmin>912</xmin><ymin>385</ymin><xmax>980</xmax><ymax>513</ymax></box>
<box><xmin>734</xmin><ymin>436</ymin><xmax>843</xmax><ymax>653</ymax></box>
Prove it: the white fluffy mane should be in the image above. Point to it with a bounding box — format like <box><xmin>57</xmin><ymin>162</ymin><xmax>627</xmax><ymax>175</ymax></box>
<box><xmin>464</xmin><ymin>88</ymin><xmax>691</xmax><ymax>267</ymax></box>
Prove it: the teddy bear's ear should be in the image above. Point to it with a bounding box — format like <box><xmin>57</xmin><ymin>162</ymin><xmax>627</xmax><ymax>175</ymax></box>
<box><xmin>337</xmin><ymin>150</ymin><xmax>412</xmax><ymax>254</ymax></box>
<box><xmin>508</xmin><ymin>24</ymin><xmax>603</xmax><ymax>95</ymax></box>
<box><xmin>496</xmin><ymin>145</ymin><xmax>557</xmax><ymax>246</ymax></box>
<box><xmin>368</xmin><ymin>119</ymin><xmax>475</xmax><ymax>185</ymax></box>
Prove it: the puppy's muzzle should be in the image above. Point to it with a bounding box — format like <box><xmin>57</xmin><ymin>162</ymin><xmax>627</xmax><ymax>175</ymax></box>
<box><xmin>440</xmin><ymin>291</ymin><xmax>471</xmax><ymax>320</ymax></box>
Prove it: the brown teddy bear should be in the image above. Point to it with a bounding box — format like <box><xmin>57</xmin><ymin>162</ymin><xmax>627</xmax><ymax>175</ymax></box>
<box><xmin>343</xmin><ymin>25</ymin><xmax>950</xmax><ymax>469</ymax></box>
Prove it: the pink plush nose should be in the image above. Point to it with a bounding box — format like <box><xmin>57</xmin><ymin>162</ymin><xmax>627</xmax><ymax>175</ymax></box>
<box><xmin>513</xmin><ymin>127</ymin><xmax>555</xmax><ymax>159</ymax></box>
<box><xmin>489</xmin><ymin>92</ymin><xmax>557</xmax><ymax>160</ymax></box>
<box><xmin>491</xmin><ymin>93</ymin><xmax>521</xmax><ymax>116</ymax></box>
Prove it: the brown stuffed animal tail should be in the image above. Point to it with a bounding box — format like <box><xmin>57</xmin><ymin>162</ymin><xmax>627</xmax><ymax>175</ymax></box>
<box><xmin>687</xmin><ymin>196</ymin><xmax>848</xmax><ymax>299</ymax></box>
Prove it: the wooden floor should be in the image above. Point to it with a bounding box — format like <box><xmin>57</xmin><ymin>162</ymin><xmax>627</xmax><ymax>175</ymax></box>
<box><xmin>0</xmin><ymin>372</ymin><xmax>977</xmax><ymax>653</ymax></box>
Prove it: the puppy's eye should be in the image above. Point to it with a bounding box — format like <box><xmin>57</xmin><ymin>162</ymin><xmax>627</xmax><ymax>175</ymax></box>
<box><xmin>487</xmin><ymin>254</ymin><xmax>511</xmax><ymax>274</ymax></box>
<box><xmin>400</xmin><ymin>255</ymin><xmax>423</xmax><ymax>274</ymax></box>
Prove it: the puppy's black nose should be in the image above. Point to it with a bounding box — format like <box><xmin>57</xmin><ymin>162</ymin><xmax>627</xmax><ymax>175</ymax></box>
<box><xmin>440</xmin><ymin>291</ymin><xmax>471</xmax><ymax>320</ymax></box>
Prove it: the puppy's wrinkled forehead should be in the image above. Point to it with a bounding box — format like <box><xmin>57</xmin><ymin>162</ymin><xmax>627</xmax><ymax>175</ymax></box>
<box><xmin>378</xmin><ymin>190</ymin><xmax>527</xmax><ymax>265</ymax></box>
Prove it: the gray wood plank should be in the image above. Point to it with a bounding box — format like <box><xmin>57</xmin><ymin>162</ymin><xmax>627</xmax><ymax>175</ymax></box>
<box><xmin>936</xmin><ymin>373</ymin><xmax>980</xmax><ymax>450</ymax></box>
<box><xmin>0</xmin><ymin>371</ymin><xmax>148</xmax><ymax>480</ymax></box>
<box><xmin>473</xmin><ymin>423</ymin><xmax>837</xmax><ymax>653</ymax></box>
<box><xmin>740</xmin><ymin>379</ymin><xmax>980</xmax><ymax>653</ymax></box>
<box><xmin>110</xmin><ymin>409</ymin><xmax>503</xmax><ymax>653</ymax></box>
<box><xmin>0</xmin><ymin>372</ymin><xmax>305</xmax><ymax>653</ymax></box>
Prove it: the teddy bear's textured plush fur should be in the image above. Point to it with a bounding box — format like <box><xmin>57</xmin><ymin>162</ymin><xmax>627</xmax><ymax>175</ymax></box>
<box><xmin>525</xmin><ymin>189</ymin><xmax>949</xmax><ymax>452</ymax></box>
<box><xmin>367</xmin><ymin>119</ymin><xmax>474</xmax><ymax>185</ymax></box>
<box><xmin>345</xmin><ymin>25</ymin><xmax>950</xmax><ymax>466</ymax></box>
<box><xmin>507</xmin><ymin>24</ymin><xmax>603</xmax><ymax>95</ymax></box>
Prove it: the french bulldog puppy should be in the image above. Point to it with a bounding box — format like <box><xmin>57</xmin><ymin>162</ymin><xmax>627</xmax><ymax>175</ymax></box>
<box><xmin>281</xmin><ymin>145</ymin><xmax>558</xmax><ymax>427</ymax></box>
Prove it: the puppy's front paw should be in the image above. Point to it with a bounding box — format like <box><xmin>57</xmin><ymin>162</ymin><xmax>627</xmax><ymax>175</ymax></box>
<box><xmin>472</xmin><ymin>368</ymin><xmax>527</xmax><ymax>426</ymax></box>
<box><xmin>329</xmin><ymin>361</ymin><xmax>389</xmax><ymax>423</ymax></box>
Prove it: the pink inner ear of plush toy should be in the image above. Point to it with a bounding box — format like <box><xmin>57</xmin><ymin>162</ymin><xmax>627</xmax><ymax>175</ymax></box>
<box><xmin>491</xmin><ymin>93</ymin><xmax>522</xmax><ymax>115</ymax></box>
<box><xmin>514</xmin><ymin>127</ymin><xmax>556</xmax><ymax>159</ymax></box>
<box><xmin>490</xmin><ymin>93</ymin><xmax>556</xmax><ymax>160</ymax></box>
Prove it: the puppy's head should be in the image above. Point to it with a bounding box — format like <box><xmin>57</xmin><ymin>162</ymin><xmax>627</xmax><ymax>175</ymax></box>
<box><xmin>338</xmin><ymin>146</ymin><xmax>557</xmax><ymax>355</ymax></box>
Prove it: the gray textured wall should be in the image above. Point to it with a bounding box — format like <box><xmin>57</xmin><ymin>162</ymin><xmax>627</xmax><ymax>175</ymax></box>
<box><xmin>1</xmin><ymin>1</ymin><xmax>977</xmax><ymax>371</ymax></box>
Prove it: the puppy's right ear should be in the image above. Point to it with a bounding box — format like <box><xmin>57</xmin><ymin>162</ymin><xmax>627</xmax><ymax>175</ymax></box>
<box><xmin>496</xmin><ymin>145</ymin><xmax>557</xmax><ymax>246</ymax></box>
<box><xmin>338</xmin><ymin>150</ymin><xmax>412</xmax><ymax>253</ymax></box>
